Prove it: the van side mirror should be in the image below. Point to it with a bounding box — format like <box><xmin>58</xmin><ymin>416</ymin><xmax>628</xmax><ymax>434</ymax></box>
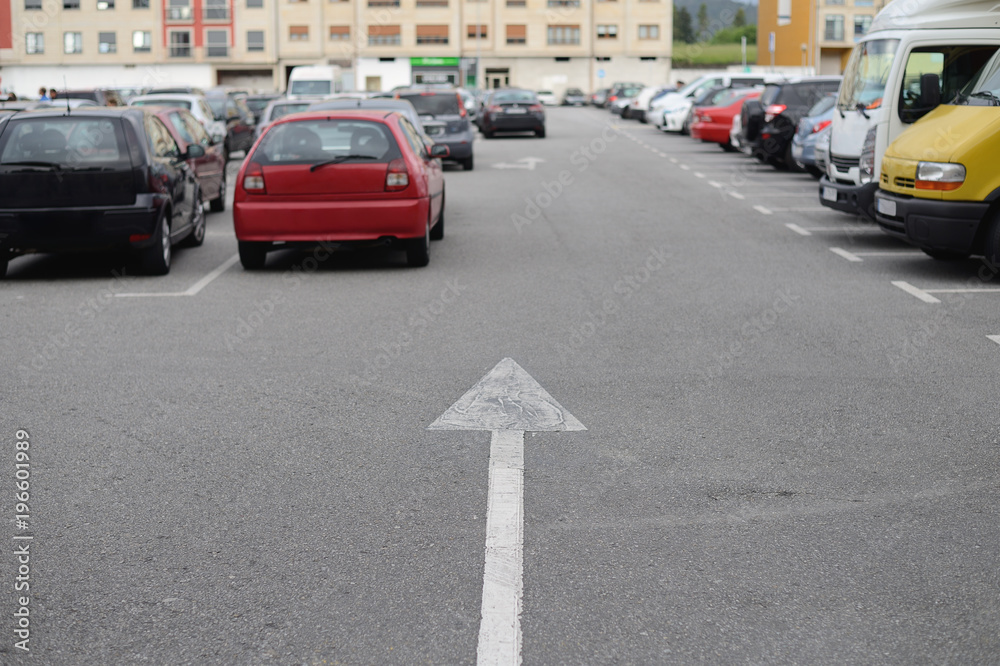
<box><xmin>919</xmin><ymin>73</ymin><xmax>941</xmax><ymax>109</ymax></box>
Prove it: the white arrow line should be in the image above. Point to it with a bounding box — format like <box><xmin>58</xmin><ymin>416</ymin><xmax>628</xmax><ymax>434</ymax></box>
<box><xmin>492</xmin><ymin>157</ymin><xmax>545</xmax><ymax>170</ymax></box>
<box><xmin>429</xmin><ymin>358</ymin><xmax>585</xmax><ymax>666</ymax></box>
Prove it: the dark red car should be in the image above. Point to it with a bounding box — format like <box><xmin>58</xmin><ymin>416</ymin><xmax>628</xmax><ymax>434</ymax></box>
<box><xmin>690</xmin><ymin>88</ymin><xmax>761</xmax><ymax>152</ymax></box>
<box><xmin>152</xmin><ymin>106</ymin><xmax>227</xmax><ymax>212</ymax></box>
<box><xmin>234</xmin><ymin>110</ymin><xmax>449</xmax><ymax>269</ymax></box>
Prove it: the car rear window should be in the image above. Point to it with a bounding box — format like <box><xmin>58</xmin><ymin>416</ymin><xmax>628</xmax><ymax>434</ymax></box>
<box><xmin>133</xmin><ymin>99</ymin><xmax>192</xmax><ymax>110</ymax></box>
<box><xmin>398</xmin><ymin>92</ymin><xmax>461</xmax><ymax>116</ymax></box>
<box><xmin>0</xmin><ymin>117</ymin><xmax>132</xmax><ymax>168</ymax></box>
<box><xmin>251</xmin><ymin>119</ymin><xmax>402</xmax><ymax>165</ymax></box>
<box><xmin>776</xmin><ymin>82</ymin><xmax>842</xmax><ymax>109</ymax></box>
<box><xmin>493</xmin><ymin>90</ymin><xmax>536</xmax><ymax>103</ymax></box>
<box><xmin>271</xmin><ymin>102</ymin><xmax>312</xmax><ymax>121</ymax></box>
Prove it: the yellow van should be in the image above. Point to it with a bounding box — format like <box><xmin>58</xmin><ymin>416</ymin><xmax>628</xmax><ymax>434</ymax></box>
<box><xmin>874</xmin><ymin>48</ymin><xmax>1000</xmax><ymax>262</ymax></box>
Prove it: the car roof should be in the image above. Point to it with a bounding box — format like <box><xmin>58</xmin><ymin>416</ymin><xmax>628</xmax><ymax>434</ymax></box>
<box><xmin>270</xmin><ymin>109</ymin><xmax>400</xmax><ymax>124</ymax></box>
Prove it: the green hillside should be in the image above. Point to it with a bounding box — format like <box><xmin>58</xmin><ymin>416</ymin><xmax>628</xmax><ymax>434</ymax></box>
<box><xmin>674</xmin><ymin>0</ymin><xmax>758</xmax><ymax>39</ymax></box>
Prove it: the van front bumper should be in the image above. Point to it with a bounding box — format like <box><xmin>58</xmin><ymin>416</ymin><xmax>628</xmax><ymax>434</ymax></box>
<box><xmin>819</xmin><ymin>177</ymin><xmax>878</xmax><ymax>219</ymax></box>
<box><xmin>874</xmin><ymin>190</ymin><xmax>990</xmax><ymax>253</ymax></box>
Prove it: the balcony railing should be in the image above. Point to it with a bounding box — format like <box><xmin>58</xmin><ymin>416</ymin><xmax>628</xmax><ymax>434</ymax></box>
<box><xmin>166</xmin><ymin>6</ymin><xmax>192</xmax><ymax>20</ymax></box>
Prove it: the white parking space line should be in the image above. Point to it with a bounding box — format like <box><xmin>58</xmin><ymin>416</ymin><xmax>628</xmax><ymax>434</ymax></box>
<box><xmin>694</xmin><ymin>172</ymin><xmax>705</xmax><ymax>178</ymax></box>
<box><xmin>830</xmin><ymin>247</ymin><xmax>863</xmax><ymax>262</ymax></box>
<box><xmin>655</xmin><ymin>151</ymin><xmax>666</xmax><ymax>157</ymax></box>
<box><xmin>115</xmin><ymin>253</ymin><xmax>240</xmax><ymax>298</ymax></box>
<box><xmin>926</xmin><ymin>288</ymin><xmax>1000</xmax><ymax>294</ymax></box>
<box><xmin>988</xmin><ymin>335</ymin><xmax>1000</xmax><ymax>346</ymax></box>
<box><xmin>786</xmin><ymin>223</ymin><xmax>812</xmax><ymax>236</ymax></box>
<box><xmin>728</xmin><ymin>192</ymin><xmax>745</xmax><ymax>200</ymax></box>
<box><xmin>854</xmin><ymin>251</ymin><xmax>925</xmax><ymax>257</ymax></box>
<box><xmin>754</xmin><ymin>205</ymin><xmax>772</xmax><ymax>215</ymax></box>
<box><xmin>797</xmin><ymin>226</ymin><xmax>882</xmax><ymax>233</ymax></box>
<box><xmin>680</xmin><ymin>164</ymin><xmax>691</xmax><ymax>171</ymax></box>
<box><xmin>892</xmin><ymin>281</ymin><xmax>941</xmax><ymax>303</ymax></box>
<box><xmin>669</xmin><ymin>157</ymin><xmax>678</xmax><ymax>164</ymax></box>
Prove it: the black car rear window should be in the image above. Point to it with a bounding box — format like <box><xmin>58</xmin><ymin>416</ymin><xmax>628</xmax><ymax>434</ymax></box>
<box><xmin>493</xmin><ymin>90</ymin><xmax>536</xmax><ymax>103</ymax></box>
<box><xmin>251</xmin><ymin>119</ymin><xmax>402</xmax><ymax>165</ymax></box>
<box><xmin>0</xmin><ymin>117</ymin><xmax>131</xmax><ymax>169</ymax></box>
<box><xmin>776</xmin><ymin>82</ymin><xmax>842</xmax><ymax>109</ymax></box>
<box><xmin>398</xmin><ymin>92</ymin><xmax>461</xmax><ymax>116</ymax></box>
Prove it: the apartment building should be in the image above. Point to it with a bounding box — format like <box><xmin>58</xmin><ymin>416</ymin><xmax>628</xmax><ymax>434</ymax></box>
<box><xmin>0</xmin><ymin>0</ymin><xmax>672</xmax><ymax>96</ymax></box>
<box><xmin>757</xmin><ymin>0</ymin><xmax>888</xmax><ymax>74</ymax></box>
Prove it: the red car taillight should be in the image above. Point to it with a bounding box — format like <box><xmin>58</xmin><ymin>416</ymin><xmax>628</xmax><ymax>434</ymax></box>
<box><xmin>529</xmin><ymin>104</ymin><xmax>543</xmax><ymax>112</ymax></box>
<box><xmin>457</xmin><ymin>94</ymin><xmax>467</xmax><ymax>117</ymax></box>
<box><xmin>812</xmin><ymin>119</ymin><xmax>832</xmax><ymax>134</ymax></box>
<box><xmin>243</xmin><ymin>161</ymin><xmax>266</xmax><ymax>193</ymax></box>
<box><xmin>488</xmin><ymin>105</ymin><xmax>501</xmax><ymax>113</ymax></box>
<box><xmin>608</xmin><ymin>95</ymin><xmax>617</xmax><ymax>102</ymax></box>
<box><xmin>385</xmin><ymin>158</ymin><xmax>409</xmax><ymax>192</ymax></box>
<box><xmin>764</xmin><ymin>104</ymin><xmax>787</xmax><ymax>123</ymax></box>
<box><xmin>149</xmin><ymin>171</ymin><xmax>168</xmax><ymax>194</ymax></box>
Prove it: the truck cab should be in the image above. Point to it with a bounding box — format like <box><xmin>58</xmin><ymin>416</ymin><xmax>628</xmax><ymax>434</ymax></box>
<box><xmin>818</xmin><ymin>0</ymin><xmax>1000</xmax><ymax>220</ymax></box>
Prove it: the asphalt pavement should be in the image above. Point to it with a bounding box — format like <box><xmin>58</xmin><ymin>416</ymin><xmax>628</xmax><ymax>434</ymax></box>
<box><xmin>1</xmin><ymin>107</ymin><xmax>998</xmax><ymax>665</ymax></box>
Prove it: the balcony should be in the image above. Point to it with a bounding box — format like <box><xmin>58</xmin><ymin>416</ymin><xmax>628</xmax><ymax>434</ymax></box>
<box><xmin>166</xmin><ymin>6</ymin><xmax>192</xmax><ymax>20</ymax></box>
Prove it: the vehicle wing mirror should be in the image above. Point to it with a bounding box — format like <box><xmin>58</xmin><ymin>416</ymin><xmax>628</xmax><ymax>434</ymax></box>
<box><xmin>184</xmin><ymin>144</ymin><xmax>206</xmax><ymax>159</ymax></box>
<box><xmin>429</xmin><ymin>144</ymin><xmax>449</xmax><ymax>158</ymax></box>
<box><xmin>919</xmin><ymin>73</ymin><xmax>941</xmax><ymax>109</ymax></box>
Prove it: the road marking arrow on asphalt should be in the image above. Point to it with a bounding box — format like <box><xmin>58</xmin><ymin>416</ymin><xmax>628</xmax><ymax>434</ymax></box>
<box><xmin>429</xmin><ymin>358</ymin><xmax>585</xmax><ymax>666</ymax></box>
<box><xmin>491</xmin><ymin>157</ymin><xmax>545</xmax><ymax>170</ymax></box>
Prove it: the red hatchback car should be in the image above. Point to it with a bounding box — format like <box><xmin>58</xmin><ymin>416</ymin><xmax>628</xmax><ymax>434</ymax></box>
<box><xmin>690</xmin><ymin>88</ymin><xmax>761</xmax><ymax>152</ymax></box>
<box><xmin>152</xmin><ymin>106</ymin><xmax>227</xmax><ymax>212</ymax></box>
<box><xmin>234</xmin><ymin>110</ymin><xmax>448</xmax><ymax>269</ymax></box>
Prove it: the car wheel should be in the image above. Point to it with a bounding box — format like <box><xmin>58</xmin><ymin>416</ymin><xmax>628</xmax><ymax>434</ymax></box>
<box><xmin>238</xmin><ymin>240</ymin><xmax>269</xmax><ymax>270</ymax></box>
<box><xmin>721</xmin><ymin>142</ymin><xmax>738</xmax><ymax>153</ymax></box>
<box><xmin>209</xmin><ymin>176</ymin><xmax>226</xmax><ymax>212</ymax></box>
<box><xmin>923</xmin><ymin>248</ymin><xmax>970</xmax><ymax>261</ymax></box>
<box><xmin>483</xmin><ymin>130</ymin><xmax>494</xmax><ymax>139</ymax></box>
<box><xmin>431</xmin><ymin>189</ymin><xmax>445</xmax><ymax>241</ymax></box>
<box><xmin>406</xmin><ymin>223</ymin><xmax>430</xmax><ymax>268</ymax></box>
<box><xmin>179</xmin><ymin>197</ymin><xmax>206</xmax><ymax>248</ymax></box>
<box><xmin>536</xmin><ymin>127</ymin><xmax>546</xmax><ymax>138</ymax></box>
<box><xmin>137</xmin><ymin>210</ymin><xmax>171</xmax><ymax>276</ymax></box>
<box><xmin>462</xmin><ymin>156</ymin><xmax>474</xmax><ymax>171</ymax></box>
<box><xmin>0</xmin><ymin>251</ymin><xmax>8</xmax><ymax>279</ymax></box>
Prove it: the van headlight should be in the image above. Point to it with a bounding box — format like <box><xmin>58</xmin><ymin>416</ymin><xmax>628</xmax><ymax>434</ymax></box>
<box><xmin>915</xmin><ymin>162</ymin><xmax>966</xmax><ymax>191</ymax></box>
<box><xmin>859</xmin><ymin>127</ymin><xmax>877</xmax><ymax>184</ymax></box>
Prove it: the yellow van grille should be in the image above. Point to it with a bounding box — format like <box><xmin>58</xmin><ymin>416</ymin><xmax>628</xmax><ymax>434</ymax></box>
<box><xmin>894</xmin><ymin>177</ymin><xmax>915</xmax><ymax>189</ymax></box>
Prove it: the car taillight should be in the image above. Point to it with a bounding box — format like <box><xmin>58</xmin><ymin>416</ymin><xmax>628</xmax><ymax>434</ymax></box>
<box><xmin>608</xmin><ymin>95</ymin><xmax>617</xmax><ymax>102</ymax></box>
<box><xmin>764</xmin><ymin>104</ymin><xmax>787</xmax><ymax>122</ymax></box>
<box><xmin>385</xmin><ymin>158</ymin><xmax>409</xmax><ymax>192</ymax></box>
<box><xmin>148</xmin><ymin>171</ymin><xmax>168</xmax><ymax>194</ymax></box>
<box><xmin>243</xmin><ymin>161</ymin><xmax>266</xmax><ymax>193</ymax></box>
<box><xmin>812</xmin><ymin>119</ymin><xmax>832</xmax><ymax>134</ymax></box>
<box><xmin>457</xmin><ymin>94</ymin><xmax>467</xmax><ymax>117</ymax></box>
<box><xmin>488</xmin><ymin>105</ymin><xmax>501</xmax><ymax>113</ymax></box>
<box><xmin>529</xmin><ymin>104</ymin><xmax>543</xmax><ymax>112</ymax></box>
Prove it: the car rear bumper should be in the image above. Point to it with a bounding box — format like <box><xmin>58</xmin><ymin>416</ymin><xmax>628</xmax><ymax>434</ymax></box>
<box><xmin>874</xmin><ymin>191</ymin><xmax>989</xmax><ymax>253</ymax></box>
<box><xmin>0</xmin><ymin>199</ymin><xmax>161</xmax><ymax>254</ymax></box>
<box><xmin>483</xmin><ymin>115</ymin><xmax>544</xmax><ymax>133</ymax></box>
<box><xmin>429</xmin><ymin>133</ymin><xmax>474</xmax><ymax>160</ymax></box>
<box><xmin>819</xmin><ymin>177</ymin><xmax>878</xmax><ymax>219</ymax></box>
<box><xmin>234</xmin><ymin>197</ymin><xmax>429</xmax><ymax>242</ymax></box>
<box><xmin>691</xmin><ymin>123</ymin><xmax>731</xmax><ymax>144</ymax></box>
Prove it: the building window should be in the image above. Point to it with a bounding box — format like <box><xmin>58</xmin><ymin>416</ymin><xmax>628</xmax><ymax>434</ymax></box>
<box><xmin>506</xmin><ymin>0</ymin><xmax>525</xmax><ymax>4</ymax></box>
<box><xmin>854</xmin><ymin>0</ymin><xmax>873</xmax><ymax>5</ymax></box>
<box><xmin>289</xmin><ymin>25</ymin><xmax>309</xmax><ymax>41</ymax></box>
<box><xmin>368</xmin><ymin>25</ymin><xmax>401</xmax><ymax>45</ymax></box>
<box><xmin>206</xmin><ymin>29</ymin><xmax>228</xmax><ymax>56</ymax></box>
<box><xmin>596</xmin><ymin>24</ymin><xmax>617</xmax><ymax>39</ymax></box>
<box><xmin>547</xmin><ymin>0</ymin><xmax>578</xmax><ymax>5</ymax></box>
<box><xmin>24</xmin><ymin>0</ymin><xmax>41</xmax><ymax>9</ymax></box>
<box><xmin>506</xmin><ymin>24</ymin><xmax>526</xmax><ymax>44</ymax></box>
<box><xmin>547</xmin><ymin>25</ymin><xmax>580</xmax><ymax>45</ymax></box>
<box><xmin>133</xmin><ymin>0</ymin><xmax>148</xmax><ymax>7</ymax></box>
<box><xmin>169</xmin><ymin>30</ymin><xmax>192</xmax><ymax>56</ymax></box>
<box><xmin>247</xmin><ymin>0</ymin><xmax>262</xmax><ymax>6</ymax></box>
<box><xmin>247</xmin><ymin>29</ymin><xmax>265</xmax><ymax>50</ymax></box>
<box><xmin>416</xmin><ymin>0</ymin><xmax>448</xmax><ymax>5</ymax></box>
<box><xmin>97</xmin><ymin>0</ymin><xmax>114</xmax><ymax>8</ymax></box>
<box><xmin>329</xmin><ymin>26</ymin><xmax>350</xmax><ymax>40</ymax></box>
<box><xmin>824</xmin><ymin>15</ymin><xmax>844</xmax><ymax>41</ymax></box>
<box><xmin>204</xmin><ymin>0</ymin><xmax>229</xmax><ymax>20</ymax></box>
<box><xmin>416</xmin><ymin>25</ymin><xmax>449</xmax><ymax>45</ymax></box>
<box><xmin>638</xmin><ymin>24</ymin><xmax>659</xmax><ymax>39</ymax></box>
<box><xmin>64</xmin><ymin>32</ymin><xmax>82</xmax><ymax>53</ymax></box>
<box><xmin>826</xmin><ymin>0</ymin><xmax>844</xmax><ymax>4</ymax></box>
<box><xmin>167</xmin><ymin>0</ymin><xmax>192</xmax><ymax>20</ymax></box>
<box><xmin>468</xmin><ymin>25</ymin><xmax>487</xmax><ymax>38</ymax></box>
<box><xmin>367</xmin><ymin>0</ymin><xmax>399</xmax><ymax>5</ymax></box>
<box><xmin>26</xmin><ymin>33</ymin><xmax>44</xmax><ymax>54</ymax></box>
<box><xmin>63</xmin><ymin>0</ymin><xmax>79</xmax><ymax>8</ymax></box>
<box><xmin>133</xmin><ymin>30</ymin><xmax>151</xmax><ymax>52</ymax></box>
<box><xmin>98</xmin><ymin>32</ymin><xmax>117</xmax><ymax>52</ymax></box>
<box><xmin>854</xmin><ymin>15</ymin><xmax>872</xmax><ymax>37</ymax></box>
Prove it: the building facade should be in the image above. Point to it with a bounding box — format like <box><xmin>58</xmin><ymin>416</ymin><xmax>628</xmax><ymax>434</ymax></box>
<box><xmin>756</xmin><ymin>0</ymin><xmax>888</xmax><ymax>74</ymax></box>
<box><xmin>0</xmin><ymin>0</ymin><xmax>672</xmax><ymax>97</ymax></box>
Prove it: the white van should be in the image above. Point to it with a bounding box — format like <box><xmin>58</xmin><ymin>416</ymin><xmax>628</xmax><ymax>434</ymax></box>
<box><xmin>819</xmin><ymin>0</ymin><xmax>1000</xmax><ymax>219</ymax></box>
<box><xmin>286</xmin><ymin>65</ymin><xmax>343</xmax><ymax>100</ymax></box>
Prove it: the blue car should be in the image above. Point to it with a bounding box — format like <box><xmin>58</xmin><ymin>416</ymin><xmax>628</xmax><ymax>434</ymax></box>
<box><xmin>791</xmin><ymin>93</ymin><xmax>837</xmax><ymax>178</ymax></box>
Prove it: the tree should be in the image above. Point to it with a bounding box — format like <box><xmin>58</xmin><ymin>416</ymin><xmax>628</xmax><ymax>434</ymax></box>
<box><xmin>673</xmin><ymin>6</ymin><xmax>695</xmax><ymax>44</ymax></box>
<box><xmin>697</xmin><ymin>3</ymin><xmax>710</xmax><ymax>39</ymax></box>
<box><xmin>734</xmin><ymin>7</ymin><xmax>747</xmax><ymax>28</ymax></box>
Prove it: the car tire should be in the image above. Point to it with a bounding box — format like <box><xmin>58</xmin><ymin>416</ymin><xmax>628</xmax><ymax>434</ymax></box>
<box><xmin>923</xmin><ymin>248</ymin><xmax>970</xmax><ymax>261</ymax></box>
<box><xmin>406</xmin><ymin>224</ymin><xmax>430</xmax><ymax>268</ymax></box>
<box><xmin>0</xmin><ymin>251</ymin><xmax>8</xmax><ymax>279</ymax></box>
<box><xmin>179</xmin><ymin>197</ymin><xmax>206</xmax><ymax>248</ymax></box>
<box><xmin>462</xmin><ymin>156</ymin><xmax>474</xmax><ymax>171</ymax></box>
<box><xmin>238</xmin><ymin>241</ymin><xmax>269</xmax><ymax>270</ymax></box>
<box><xmin>483</xmin><ymin>130</ymin><xmax>494</xmax><ymax>139</ymax></box>
<box><xmin>209</xmin><ymin>177</ymin><xmax>226</xmax><ymax>212</ymax></box>
<box><xmin>721</xmin><ymin>142</ymin><xmax>738</xmax><ymax>153</ymax></box>
<box><xmin>137</xmin><ymin>210</ymin><xmax>171</xmax><ymax>276</ymax></box>
<box><xmin>431</xmin><ymin>193</ymin><xmax>445</xmax><ymax>241</ymax></box>
<box><xmin>536</xmin><ymin>128</ymin><xmax>546</xmax><ymax>138</ymax></box>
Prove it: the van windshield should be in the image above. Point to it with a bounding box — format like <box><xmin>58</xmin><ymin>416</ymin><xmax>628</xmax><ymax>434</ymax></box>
<box><xmin>839</xmin><ymin>39</ymin><xmax>899</xmax><ymax>112</ymax></box>
<box><xmin>956</xmin><ymin>49</ymin><xmax>1000</xmax><ymax>106</ymax></box>
<box><xmin>290</xmin><ymin>80</ymin><xmax>333</xmax><ymax>96</ymax></box>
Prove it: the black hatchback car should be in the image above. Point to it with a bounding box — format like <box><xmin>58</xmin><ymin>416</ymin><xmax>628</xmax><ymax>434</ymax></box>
<box><xmin>0</xmin><ymin>108</ymin><xmax>206</xmax><ymax>277</ymax></box>
<box><xmin>478</xmin><ymin>88</ymin><xmax>546</xmax><ymax>138</ymax></box>
<box><xmin>741</xmin><ymin>76</ymin><xmax>842</xmax><ymax>169</ymax></box>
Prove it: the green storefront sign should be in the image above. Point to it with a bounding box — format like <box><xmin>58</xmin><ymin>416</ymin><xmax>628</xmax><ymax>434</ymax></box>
<box><xmin>410</xmin><ymin>57</ymin><xmax>460</xmax><ymax>67</ymax></box>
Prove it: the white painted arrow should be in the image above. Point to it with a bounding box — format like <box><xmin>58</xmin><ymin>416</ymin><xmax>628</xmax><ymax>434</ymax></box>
<box><xmin>429</xmin><ymin>358</ymin><xmax>585</xmax><ymax>666</ymax></box>
<box><xmin>491</xmin><ymin>157</ymin><xmax>545</xmax><ymax>171</ymax></box>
